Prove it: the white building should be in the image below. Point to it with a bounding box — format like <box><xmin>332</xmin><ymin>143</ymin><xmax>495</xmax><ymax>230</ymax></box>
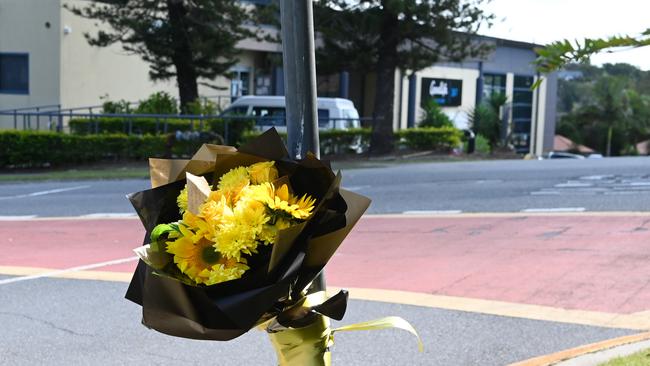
<box><xmin>0</xmin><ymin>0</ymin><xmax>556</xmax><ymax>155</ymax></box>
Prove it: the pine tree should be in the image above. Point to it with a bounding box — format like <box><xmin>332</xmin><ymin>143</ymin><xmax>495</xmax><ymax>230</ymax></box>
<box><xmin>67</xmin><ymin>0</ymin><xmax>262</xmax><ymax>113</ymax></box>
<box><xmin>315</xmin><ymin>0</ymin><xmax>493</xmax><ymax>154</ymax></box>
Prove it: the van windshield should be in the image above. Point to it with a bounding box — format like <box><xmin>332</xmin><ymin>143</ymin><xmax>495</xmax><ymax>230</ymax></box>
<box><xmin>318</xmin><ymin>109</ymin><xmax>330</xmax><ymax>127</ymax></box>
<box><xmin>251</xmin><ymin>107</ymin><xmax>286</xmax><ymax>126</ymax></box>
<box><xmin>221</xmin><ymin>106</ymin><xmax>248</xmax><ymax>116</ymax></box>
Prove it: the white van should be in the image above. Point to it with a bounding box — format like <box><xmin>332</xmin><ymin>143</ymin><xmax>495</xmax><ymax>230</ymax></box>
<box><xmin>220</xmin><ymin>96</ymin><xmax>361</xmax><ymax>132</ymax></box>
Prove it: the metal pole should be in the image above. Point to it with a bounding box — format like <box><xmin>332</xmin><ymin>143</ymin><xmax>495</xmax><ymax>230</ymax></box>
<box><xmin>279</xmin><ymin>0</ymin><xmax>324</xmax><ymax>290</ymax></box>
<box><xmin>280</xmin><ymin>0</ymin><xmax>319</xmax><ymax>159</ymax></box>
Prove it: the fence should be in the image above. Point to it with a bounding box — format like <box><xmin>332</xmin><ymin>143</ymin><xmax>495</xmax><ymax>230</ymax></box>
<box><xmin>0</xmin><ymin>107</ymin><xmax>372</xmax><ymax>146</ymax></box>
<box><xmin>0</xmin><ymin>94</ymin><xmax>235</xmax><ymax>130</ymax></box>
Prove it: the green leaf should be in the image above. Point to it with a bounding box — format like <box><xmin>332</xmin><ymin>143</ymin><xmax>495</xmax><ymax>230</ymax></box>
<box><xmin>150</xmin><ymin>223</ymin><xmax>178</xmax><ymax>252</ymax></box>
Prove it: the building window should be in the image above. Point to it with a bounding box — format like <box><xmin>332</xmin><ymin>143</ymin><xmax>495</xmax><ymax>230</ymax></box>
<box><xmin>0</xmin><ymin>53</ymin><xmax>29</xmax><ymax>94</ymax></box>
<box><xmin>512</xmin><ymin>75</ymin><xmax>534</xmax><ymax>153</ymax></box>
<box><xmin>483</xmin><ymin>73</ymin><xmax>506</xmax><ymax>98</ymax></box>
<box><xmin>229</xmin><ymin>68</ymin><xmax>250</xmax><ymax>99</ymax></box>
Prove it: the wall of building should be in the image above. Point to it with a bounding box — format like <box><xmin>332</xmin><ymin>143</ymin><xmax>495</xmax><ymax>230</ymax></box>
<box><xmin>59</xmin><ymin>0</ymin><xmax>260</xmax><ymax>110</ymax></box>
<box><xmin>0</xmin><ymin>0</ymin><xmax>61</xmax><ymax>129</ymax></box>
<box><xmin>61</xmin><ymin>0</ymin><xmax>193</xmax><ymax>109</ymax></box>
<box><xmin>410</xmin><ymin>65</ymin><xmax>480</xmax><ymax>130</ymax></box>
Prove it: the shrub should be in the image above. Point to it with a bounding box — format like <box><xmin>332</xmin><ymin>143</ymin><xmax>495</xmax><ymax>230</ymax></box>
<box><xmin>101</xmin><ymin>97</ymin><xmax>132</xmax><ymax>114</ymax></box>
<box><xmin>241</xmin><ymin>127</ymin><xmax>461</xmax><ymax>154</ymax></box>
<box><xmin>187</xmin><ymin>98</ymin><xmax>221</xmax><ymax>115</ymax></box>
<box><xmin>69</xmin><ymin>117</ymin><xmax>194</xmax><ymax>135</ymax></box>
<box><xmin>473</xmin><ymin>134</ymin><xmax>491</xmax><ymax>154</ymax></box>
<box><xmin>68</xmin><ymin>117</ymin><xmax>254</xmax><ymax>146</ymax></box>
<box><xmin>419</xmin><ymin>100</ymin><xmax>453</xmax><ymax>128</ymax></box>
<box><xmin>396</xmin><ymin>127</ymin><xmax>462</xmax><ymax>151</ymax></box>
<box><xmin>135</xmin><ymin>91</ymin><xmax>178</xmax><ymax>115</ymax></box>
<box><xmin>0</xmin><ymin>131</ymin><xmax>220</xmax><ymax>168</ymax></box>
<box><xmin>320</xmin><ymin>128</ymin><xmax>371</xmax><ymax>155</ymax></box>
<box><xmin>469</xmin><ymin>93</ymin><xmax>507</xmax><ymax>149</ymax></box>
<box><xmin>207</xmin><ymin>118</ymin><xmax>256</xmax><ymax>146</ymax></box>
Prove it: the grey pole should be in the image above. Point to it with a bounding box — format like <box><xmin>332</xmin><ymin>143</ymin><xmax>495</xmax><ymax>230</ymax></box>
<box><xmin>279</xmin><ymin>0</ymin><xmax>324</xmax><ymax>290</ymax></box>
<box><xmin>280</xmin><ymin>0</ymin><xmax>320</xmax><ymax>159</ymax></box>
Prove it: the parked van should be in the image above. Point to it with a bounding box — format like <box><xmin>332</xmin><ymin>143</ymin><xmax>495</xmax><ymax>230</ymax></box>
<box><xmin>220</xmin><ymin>96</ymin><xmax>361</xmax><ymax>132</ymax></box>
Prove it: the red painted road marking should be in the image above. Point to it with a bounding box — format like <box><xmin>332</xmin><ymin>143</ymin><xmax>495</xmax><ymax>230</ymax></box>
<box><xmin>2</xmin><ymin>215</ymin><xmax>649</xmax><ymax>314</ymax></box>
<box><xmin>1</xmin><ymin>218</ymin><xmax>143</xmax><ymax>273</ymax></box>
<box><xmin>326</xmin><ymin>215</ymin><xmax>650</xmax><ymax>314</ymax></box>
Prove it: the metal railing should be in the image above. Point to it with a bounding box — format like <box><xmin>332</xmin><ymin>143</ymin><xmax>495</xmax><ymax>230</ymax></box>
<box><xmin>0</xmin><ymin>108</ymin><xmax>371</xmax><ymax>145</ymax></box>
<box><xmin>0</xmin><ymin>95</ymin><xmax>236</xmax><ymax>132</ymax></box>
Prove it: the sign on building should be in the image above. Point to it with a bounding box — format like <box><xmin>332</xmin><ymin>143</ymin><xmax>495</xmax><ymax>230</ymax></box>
<box><xmin>420</xmin><ymin>78</ymin><xmax>462</xmax><ymax>107</ymax></box>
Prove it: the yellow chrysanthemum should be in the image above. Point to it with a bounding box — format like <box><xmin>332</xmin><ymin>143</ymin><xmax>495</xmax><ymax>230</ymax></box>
<box><xmin>205</xmin><ymin>258</ymin><xmax>250</xmax><ymax>285</ymax></box>
<box><xmin>233</xmin><ymin>196</ymin><xmax>270</xmax><ymax>230</ymax></box>
<box><xmin>208</xmin><ymin>189</ymin><xmax>224</xmax><ymax>203</ymax></box>
<box><xmin>177</xmin><ymin>185</ymin><xmax>188</xmax><ymax>214</ymax></box>
<box><xmin>212</xmin><ymin>222</ymin><xmax>258</xmax><ymax>261</ymax></box>
<box><xmin>247</xmin><ymin>161</ymin><xmax>279</xmax><ymax>185</ymax></box>
<box><xmin>166</xmin><ymin>236</ymin><xmax>223</xmax><ymax>285</ymax></box>
<box><xmin>217</xmin><ymin>166</ymin><xmax>250</xmax><ymax>201</ymax></box>
<box><xmin>199</xmin><ymin>195</ymin><xmax>228</xmax><ymax>223</ymax></box>
<box><xmin>259</xmin><ymin>217</ymin><xmax>291</xmax><ymax>245</ymax></box>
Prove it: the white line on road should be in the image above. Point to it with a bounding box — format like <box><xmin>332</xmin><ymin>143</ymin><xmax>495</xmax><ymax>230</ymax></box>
<box><xmin>0</xmin><ymin>256</ymin><xmax>139</xmax><ymax>285</ymax></box>
<box><xmin>403</xmin><ymin>210</ymin><xmax>463</xmax><ymax>215</ymax></box>
<box><xmin>344</xmin><ymin>185</ymin><xmax>371</xmax><ymax>191</ymax></box>
<box><xmin>555</xmin><ymin>183</ymin><xmax>593</xmax><ymax>188</ymax></box>
<box><xmin>521</xmin><ymin>207</ymin><xmax>586</xmax><ymax>213</ymax></box>
<box><xmin>0</xmin><ymin>215</ymin><xmax>37</xmax><ymax>220</ymax></box>
<box><xmin>0</xmin><ymin>185</ymin><xmax>91</xmax><ymax>200</ymax></box>
<box><xmin>81</xmin><ymin>213</ymin><xmax>137</xmax><ymax>218</ymax></box>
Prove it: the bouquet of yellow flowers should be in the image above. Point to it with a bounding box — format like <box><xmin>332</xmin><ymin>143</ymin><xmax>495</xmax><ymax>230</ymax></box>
<box><xmin>126</xmin><ymin>129</ymin><xmax>420</xmax><ymax>364</ymax></box>
<box><xmin>149</xmin><ymin>161</ymin><xmax>316</xmax><ymax>287</ymax></box>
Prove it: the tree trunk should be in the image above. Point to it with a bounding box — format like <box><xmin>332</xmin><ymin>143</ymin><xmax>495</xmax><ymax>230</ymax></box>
<box><xmin>167</xmin><ymin>0</ymin><xmax>199</xmax><ymax>114</ymax></box>
<box><xmin>369</xmin><ymin>9</ymin><xmax>399</xmax><ymax>155</ymax></box>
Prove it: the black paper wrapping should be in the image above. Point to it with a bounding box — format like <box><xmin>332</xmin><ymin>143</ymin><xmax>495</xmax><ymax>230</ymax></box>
<box><xmin>125</xmin><ymin>128</ymin><xmax>371</xmax><ymax>341</ymax></box>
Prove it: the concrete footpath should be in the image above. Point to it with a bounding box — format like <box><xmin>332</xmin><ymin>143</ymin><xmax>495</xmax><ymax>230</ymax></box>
<box><xmin>1</xmin><ymin>212</ymin><xmax>650</xmax><ymax>364</ymax></box>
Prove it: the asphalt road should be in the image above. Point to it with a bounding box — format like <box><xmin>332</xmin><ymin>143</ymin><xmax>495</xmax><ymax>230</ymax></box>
<box><xmin>1</xmin><ymin>156</ymin><xmax>650</xmax><ymax>216</ymax></box>
<box><xmin>0</xmin><ymin>276</ymin><xmax>635</xmax><ymax>366</ymax></box>
<box><xmin>1</xmin><ymin>157</ymin><xmax>648</xmax><ymax>365</ymax></box>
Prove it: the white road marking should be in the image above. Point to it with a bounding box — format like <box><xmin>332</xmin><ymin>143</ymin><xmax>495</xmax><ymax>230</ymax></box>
<box><xmin>531</xmin><ymin>191</ymin><xmax>560</xmax><ymax>195</ymax></box>
<box><xmin>521</xmin><ymin>207</ymin><xmax>586</xmax><ymax>213</ymax></box>
<box><xmin>81</xmin><ymin>213</ymin><xmax>137</xmax><ymax>218</ymax></box>
<box><xmin>344</xmin><ymin>185</ymin><xmax>371</xmax><ymax>191</ymax></box>
<box><xmin>555</xmin><ymin>182</ymin><xmax>593</xmax><ymax>188</ymax></box>
<box><xmin>0</xmin><ymin>215</ymin><xmax>37</xmax><ymax>220</ymax></box>
<box><xmin>0</xmin><ymin>256</ymin><xmax>139</xmax><ymax>285</ymax></box>
<box><xmin>579</xmin><ymin>175</ymin><xmax>613</xmax><ymax>180</ymax></box>
<box><xmin>403</xmin><ymin>210</ymin><xmax>462</xmax><ymax>215</ymax></box>
<box><xmin>0</xmin><ymin>185</ymin><xmax>91</xmax><ymax>200</ymax></box>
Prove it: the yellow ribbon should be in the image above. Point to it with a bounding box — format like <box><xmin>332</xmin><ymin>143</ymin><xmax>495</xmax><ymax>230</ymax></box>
<box><xmin>266</xmin><ymin>291</ymin><xmax>423</xmax><ymax>366</ymax></box>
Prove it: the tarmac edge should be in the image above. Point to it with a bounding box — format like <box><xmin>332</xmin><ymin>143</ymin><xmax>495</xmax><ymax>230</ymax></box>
<box><xmin>508</xmin><ymin>331</ymin><xmax>650</xmax><ymax>366</ymax></box>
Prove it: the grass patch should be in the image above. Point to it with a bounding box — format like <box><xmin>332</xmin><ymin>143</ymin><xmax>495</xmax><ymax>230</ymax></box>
<box><xmin>599</xmin><ymin>347</ymin><xmax>650</xmax><ymax>365</ymax></box>
<box><xmin>0</xmin><ymin>162</ymin><xmax>150</xmax><ymax>182</ymax></box>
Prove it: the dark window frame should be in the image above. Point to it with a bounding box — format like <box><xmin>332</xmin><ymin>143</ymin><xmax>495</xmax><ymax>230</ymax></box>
<box><xmin>482</xmin><ymin>72</ymin><xmax>507</xmax><ymax>97</ymax></box>
<box><xmin>0</xmin><ymin>52</ymin><xmax>29</xmax><ymax>95</ymax></box>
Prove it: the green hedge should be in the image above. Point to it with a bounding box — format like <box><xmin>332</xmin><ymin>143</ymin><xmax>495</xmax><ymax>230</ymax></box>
<box><xmin>395</xmin><ymin>127</ymin><xmax>462</xmax><ymax>150</ymax></box>
<box><xmin>0</xmin><ymin>131</ymin><xmax>217</xmax><ymax>168</ymax></box>
<box><xmin>1</xmin><ymin>126</ymin><xmax>463</xmax><ymax>168</ymax></box>
<box><xmin>68</xmin><ymin>117</ymin><xmax>255</xmax><ymax>145</ymax></box>
<box><xmin>242</xmin><ymin>127</ymin><xmax>460</xmax><ymax>154</ymax></box>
